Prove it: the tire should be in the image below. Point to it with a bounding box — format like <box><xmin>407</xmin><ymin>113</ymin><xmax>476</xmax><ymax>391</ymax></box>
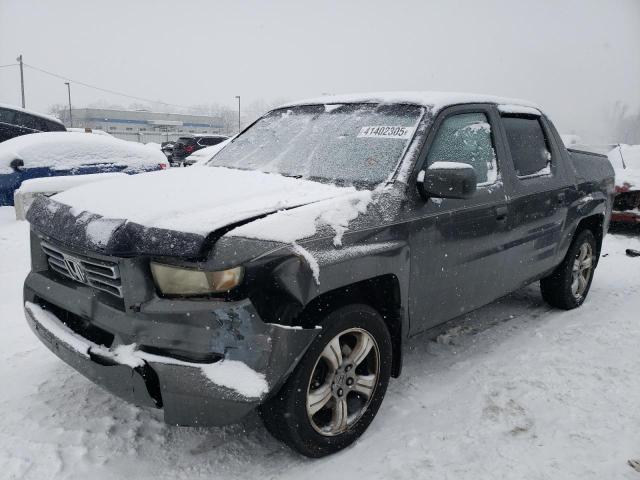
<box><xmin>260</xmin><ymin>304</ymin><xmax>392</xmax><ymax>458</ymax></box>
<box><xmin>541</xmin><ymin>229</ymin><xmax>598</xmax><ymax>309</ymax></box>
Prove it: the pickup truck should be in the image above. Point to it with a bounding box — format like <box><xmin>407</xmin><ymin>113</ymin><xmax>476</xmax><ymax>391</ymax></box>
<box><xmin>22</xmin><ymin>92</ymin><xmax>615</xmax><ymax>457</ymax></box>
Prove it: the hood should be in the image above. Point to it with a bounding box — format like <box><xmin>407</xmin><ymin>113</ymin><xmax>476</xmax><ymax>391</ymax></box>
<box><xmin>27</xmin><ymin>167</ymin><xmax>360</xmax><ymax>258</ymax></box>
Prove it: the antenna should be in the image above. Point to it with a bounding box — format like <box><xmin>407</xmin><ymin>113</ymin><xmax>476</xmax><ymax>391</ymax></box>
<box><xmin>618</xmin><ymin>143</ymin><xmax>627</xmax><ymax>169</ymax></box>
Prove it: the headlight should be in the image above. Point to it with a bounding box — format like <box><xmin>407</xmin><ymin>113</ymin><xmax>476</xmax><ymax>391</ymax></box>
<box><xmin>150</xmin><ymin>262</ymin><xmax>243</xmax><ymax>296</ymax></box>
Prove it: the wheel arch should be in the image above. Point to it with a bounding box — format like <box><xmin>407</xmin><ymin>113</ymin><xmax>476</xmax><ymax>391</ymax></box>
<box><xmin>295</xmin><ymin>274</ymin><xmax>405</xmax><ymax>378</ymax></box>
<box><xmin>574</xmin><ymin>213</ymin><xmax>605</xmax><ymax>261</ymax></box>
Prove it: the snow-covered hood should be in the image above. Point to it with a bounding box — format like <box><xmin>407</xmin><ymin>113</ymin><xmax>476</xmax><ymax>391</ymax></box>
<box><xmin>27</xmin><ymin>167</ymin><xmax>371</xmax><ymax>257</ymax></box>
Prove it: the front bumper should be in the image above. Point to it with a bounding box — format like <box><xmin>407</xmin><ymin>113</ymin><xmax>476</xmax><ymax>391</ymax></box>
<box><xmin>24</xmin><ymin>267</ymin><xmax>319</xmax><ymax>427</ymax></box>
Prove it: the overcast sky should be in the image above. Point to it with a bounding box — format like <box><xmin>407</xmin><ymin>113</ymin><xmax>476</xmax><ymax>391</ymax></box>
<box><xmin>1</xmin><ymin>0</ymin><xmax>638</xmax><ymax>141</ymax></box>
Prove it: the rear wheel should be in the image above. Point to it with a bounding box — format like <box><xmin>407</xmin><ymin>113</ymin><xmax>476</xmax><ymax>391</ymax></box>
<box><xmin>260</xmin><ymin>304</ymin><xmax>392</xmax><ymax>457</ymax></box>
<box><xmin>541</xmin><ymin>229</ymin><xmax>597</xmax><ymax>309</ymax></box>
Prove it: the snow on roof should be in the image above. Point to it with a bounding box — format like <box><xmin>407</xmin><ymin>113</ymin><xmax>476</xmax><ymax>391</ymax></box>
<box><xmin>0</xmin><ymin>102</ymin><xmax>64</xmax><ymax>126</ymax></box>
<box><xmin>278</xmin><ymin>91</ymin><xmax>541</xmax><ymax>113</ymax></box>
<box><xmin>0</xmin><ymin>132</ymin><xmax>167</xmax><ymax>174</ymax></box>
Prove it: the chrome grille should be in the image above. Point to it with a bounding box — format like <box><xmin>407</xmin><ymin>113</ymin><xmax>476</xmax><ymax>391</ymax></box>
<box><xmin>41</xmin><ymin>242</ymin><xmax>123</xmax><ymax>298</ymax></box>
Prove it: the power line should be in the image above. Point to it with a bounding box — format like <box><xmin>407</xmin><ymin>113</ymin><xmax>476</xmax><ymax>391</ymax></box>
<box><xmin>0</xmin><ymin>63</ymin><xmax>17</xmax><ymax>69</ymax></box>
<box><xmin>22</xmin><ymin>62</ymin><xmax>198</xmax><ymax>111</ymax></box>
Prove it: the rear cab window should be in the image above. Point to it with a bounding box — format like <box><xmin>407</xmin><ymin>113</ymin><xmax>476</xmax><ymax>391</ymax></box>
<box><xmin>501</xmin><ymin>115</ymin><xmax>552</xmax><ymax>179</ymax></box>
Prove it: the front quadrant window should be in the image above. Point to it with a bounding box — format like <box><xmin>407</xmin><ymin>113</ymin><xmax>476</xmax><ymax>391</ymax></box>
<box><xmin>426</xmin><ymin>112</ymin><xmax>497</xmax><ymax>185</ymax></box>
<box><xmin>501</xmin><ymin>116</ymin><xmax>552</xmax><ymax>178</ymax></box>
<box><xmin>208</xmin><ymin>103</ymin><xmax>425</xmax><ymax>186</ymax></box>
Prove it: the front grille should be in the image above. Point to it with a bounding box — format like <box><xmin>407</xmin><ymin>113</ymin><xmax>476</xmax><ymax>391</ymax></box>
<box><xmin>41</xmin><ymin>241</ymin><xmax>123</xmax><ymax>298</ymax></box>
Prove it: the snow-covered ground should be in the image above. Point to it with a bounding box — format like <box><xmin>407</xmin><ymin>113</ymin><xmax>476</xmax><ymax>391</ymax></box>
<box><xmin>1</xmin><ymin>205</ymin><xmax>639</xmax><ymax>479</ymax></box>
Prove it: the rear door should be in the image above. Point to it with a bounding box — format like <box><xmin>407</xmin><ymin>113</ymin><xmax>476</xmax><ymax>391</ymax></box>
<box><xmin>408</xmin><ymin>104</ymin><xmax>513</xmax><ymax>333</ymax></box>
<box><xmin>496</xmin><ymin>112</ymin><xmax>572</xmax><ymax>287</ymax></box>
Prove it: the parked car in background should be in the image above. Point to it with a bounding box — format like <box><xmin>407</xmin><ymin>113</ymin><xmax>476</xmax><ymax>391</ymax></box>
<box><xmin>170</xmin><ymin>134</ymin><xmax>228</xmax><ymax>165</ymax></box>
<box><xmin>22</xmin><ymin>92</ymin><xmax>614</xmax><ymax>457</ymax></box>
<box><xmin>183</xmin><ymin>136</ymin><xmax>233</xmax><ymax>166</ymax></box>
<box><xmin>0</xmin><ymin>103</ymin><xmax>66</xmax><ymax>143</ymax></box>
<box><xmin>608</xmin><ymin>144</ymin><xmax>640</xmax><ymax>224</ymax></box>
<box><xmin>0</xmin><ymin>132</ymin><xmax>168</xmax><ymax>206</ymax></box>
<box><xmin>161</xmin><ymin>141</ymin><xmax>174</xmax><ymax>161</ymax></box>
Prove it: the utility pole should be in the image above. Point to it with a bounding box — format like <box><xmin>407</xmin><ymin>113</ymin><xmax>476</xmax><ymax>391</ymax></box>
<box><xmin>16</xmin><ymin>54</ymin><xmax>25</xmax><ymax>108</ymax></box>
<box><xmin>235</xmin><ymin>95</ymin><xmax>241</xmax><ymax>133</ymax></box>
<box><xmin>64</xmin><ymin>82</ymin><xmax>73</xmax><ymax>127</ymax></box>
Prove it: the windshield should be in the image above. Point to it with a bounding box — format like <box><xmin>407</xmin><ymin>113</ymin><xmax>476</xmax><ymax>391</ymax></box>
<box><xmin>207</xmin><ymin>103</ymin><xmax>424</xmax><ymax>185</ymax></box>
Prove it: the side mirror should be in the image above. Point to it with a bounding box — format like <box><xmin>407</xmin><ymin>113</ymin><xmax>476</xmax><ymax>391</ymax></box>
<box><xmin>10</xmin><ymin>158</ymin><xmax>24</xmax><ymax>172</ymax></box>
<box><xmin>418</xmin><ymin>161</ymin><xmax>477</xmax><ymax>200</ymax></box>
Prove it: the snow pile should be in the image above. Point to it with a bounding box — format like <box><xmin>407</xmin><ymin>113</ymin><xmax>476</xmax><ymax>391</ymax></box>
<box><xmin>0</xmin><ymin>132</ymin><xmax>167</xmax><ymax>174</ymax></box>
<box><xmin>608</xmin><ymin>144</ymin><xmax>640</xmax><ymax>188</ymax></box>
<box><xmin>24</xmin><ymin>301</ymin><xmax>268</xmax><ymax>398</ymax></box>
<box><xmin>53</xmin><ymin>167</ymin><xmax>359</xmax><ymax>236</ymax></box>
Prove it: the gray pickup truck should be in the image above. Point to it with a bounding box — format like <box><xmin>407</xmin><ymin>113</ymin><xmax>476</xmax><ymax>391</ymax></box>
<box><xmin>23</xmin><ymin>92</ymin><xmax>614</xmax><ymax>457</ymax></box>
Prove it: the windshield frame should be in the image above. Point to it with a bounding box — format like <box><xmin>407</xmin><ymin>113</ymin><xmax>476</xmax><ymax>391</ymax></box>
<box><xmin>205</xmin><ymin>102</ymin><xmax>429</xmax><ymax>188</ymax></box>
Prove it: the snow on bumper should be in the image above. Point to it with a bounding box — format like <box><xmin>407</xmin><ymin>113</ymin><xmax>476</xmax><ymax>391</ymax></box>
<box><xmin>24</xmin><ymin>300</ymin><xmax>318</xmax><ymax>427</ymax></box>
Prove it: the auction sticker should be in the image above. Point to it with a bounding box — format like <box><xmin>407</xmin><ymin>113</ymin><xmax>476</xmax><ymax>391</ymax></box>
<box><xmin>357</xmin><ymin>126</ymin><xmax>415</xmax><ymax>139</ymax></box>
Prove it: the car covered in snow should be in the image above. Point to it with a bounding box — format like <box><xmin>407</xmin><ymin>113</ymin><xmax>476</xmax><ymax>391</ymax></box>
<box><xmin>22</xmin><ymin>92</ymin><xmax>614</xmax><ymax>457</ymax></box>
<box><xmin>608</xmin><ymin>144</ymin><xmax>640</xmax><ymax>223</ymax></box>
<box><xmin>0</xmin><ymin>132</ymin><xmax>169</xmax><ymax>206</ymax></box>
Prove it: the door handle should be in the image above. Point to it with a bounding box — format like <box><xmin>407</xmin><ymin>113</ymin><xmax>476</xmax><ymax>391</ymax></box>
<box><xmin>495</xmin><ymin>205</ymin><xmax>508</xmax><ymax>221</ymax></box>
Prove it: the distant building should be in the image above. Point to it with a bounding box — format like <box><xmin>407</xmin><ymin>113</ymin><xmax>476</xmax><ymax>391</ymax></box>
<box><xmin>58</xmin><ymin>108</ymin><xmax>225</xmax><ymax>143</ymax></box>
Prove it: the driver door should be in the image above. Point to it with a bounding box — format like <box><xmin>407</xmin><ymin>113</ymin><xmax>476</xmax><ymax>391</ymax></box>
<box><xmin>407</xmin><ymin>104</ymin><xmax>513</xmax><ymax>333</ymax></box>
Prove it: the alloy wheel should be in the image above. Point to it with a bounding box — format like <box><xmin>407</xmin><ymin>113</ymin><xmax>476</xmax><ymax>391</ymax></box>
<box><xmin>571</xmin><ymin>242</ymin><xmax>593</xmax><ymax>300</ymax></box>
<box><xmin>306</xmin><ymin>328</ymin><xmax>380</xmax><ymax>436</ymax></box>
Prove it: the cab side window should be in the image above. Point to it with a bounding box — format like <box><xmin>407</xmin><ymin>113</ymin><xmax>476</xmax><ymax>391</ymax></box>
<box><xmin>427</xmin><ymin>112</ymin><xmax>498</xmax><ymax>185</ymax></box>
<box><xmin>501</xmin><ymin>115</ymin><xmax>551</xmax><ymax>178</ymax></box>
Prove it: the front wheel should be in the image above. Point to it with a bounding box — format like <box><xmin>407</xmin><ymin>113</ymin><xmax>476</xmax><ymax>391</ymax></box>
<box><xmin>260</xmin><ymin>304</ymin><xmax>392</xmax><ymax>457</ymax></box>
<box><xmin>541</xmin><ymin>229</ymin><xmax>598</xmax><ymax>309</ymax></box>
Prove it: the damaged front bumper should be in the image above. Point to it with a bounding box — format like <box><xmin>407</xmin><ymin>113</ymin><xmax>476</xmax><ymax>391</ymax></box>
<box><xmin>24</xmin><ymin>269</ymin><xmax>319</xmax><ymax>427</ymax></box>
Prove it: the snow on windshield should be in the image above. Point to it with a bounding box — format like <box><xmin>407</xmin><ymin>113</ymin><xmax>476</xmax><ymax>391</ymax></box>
<box><xmin>207</xmin><ymin>103</ymin><xmax>424</xmax><ymax>185</ymax></box>
<box><xmin>0</xmin><ymin>132</ymin><xmax>166</xmax><ymax>174</ymax></box>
